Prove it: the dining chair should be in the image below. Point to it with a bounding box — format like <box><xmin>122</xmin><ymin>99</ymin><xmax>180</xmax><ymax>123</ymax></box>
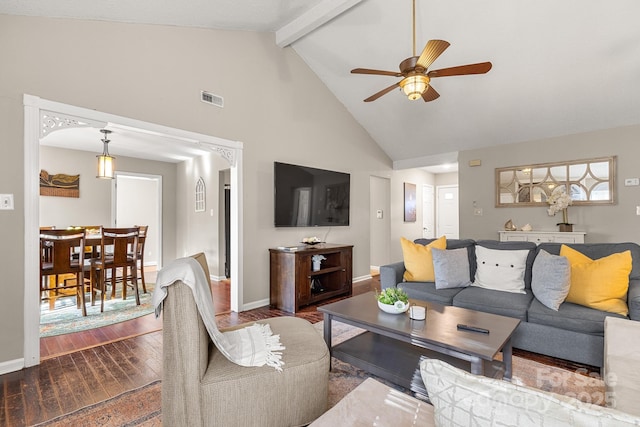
<box><xmin>39</xmin><ymin>228</ymin><xmax>88</xmax><ymax>316</ymax></box>
<box><xmin>91</xmin><ymin>227</ymin><xmax>140</xmax><ymax>312</ymax></box>
<box><xmin>133</xmin><ymin>225</ymin><xmax>148</xmax><ymax>293</ymax></box>
<box><xmin>70</xmin><ymin>225</ymin><xmax>102</xmax><ymax>259</ymax></box>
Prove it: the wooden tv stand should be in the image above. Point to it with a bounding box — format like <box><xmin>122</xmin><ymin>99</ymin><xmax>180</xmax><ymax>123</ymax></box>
<box><xmin>269</xmin><ymin>243</ymin><xmax>353</xmax><ymax>313</ymax></box>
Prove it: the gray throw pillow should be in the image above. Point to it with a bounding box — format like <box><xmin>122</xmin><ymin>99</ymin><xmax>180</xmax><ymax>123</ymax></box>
<box><xmin>532</xmin><ymin>249</ymin><xmax>571</xmax><ymax>311</ymax></box>
<box><xmin>432</xmin><ymin>247</ymin><xmax>472</xmax><ymax>289</ymax></box>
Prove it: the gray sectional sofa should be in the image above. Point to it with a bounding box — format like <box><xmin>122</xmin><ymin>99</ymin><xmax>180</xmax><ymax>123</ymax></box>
<box><xmin>380</xmin><ymin>238</ymin><xmax>640</xmax><ymax>368</ymax></box>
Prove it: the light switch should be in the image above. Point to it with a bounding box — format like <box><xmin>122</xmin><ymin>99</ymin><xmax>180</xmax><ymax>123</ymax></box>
<box><xmin>376</xmin><ymin>209</ymin><xmax>383</xmax><ymax>219</ymax></box>
<box><xmin>625</xmin><ymin>178</ymin><xmax>639</xmax><ymax>186</ymax></box>
<box><xmin>0</xmin><ymin>194</ymin><xmax>14</xmax><ymax>210</ymax></box>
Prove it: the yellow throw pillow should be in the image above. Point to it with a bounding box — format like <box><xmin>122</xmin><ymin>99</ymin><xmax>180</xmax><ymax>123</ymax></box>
<box><xmin>401</xmin><ymin>236</ymin><xmax>447</xmax><ymax>282</ymax></box>
<box><xmin>560</xmin><ymin>245</ymin><xmax>632</xmax><ymax>316</ymax></box>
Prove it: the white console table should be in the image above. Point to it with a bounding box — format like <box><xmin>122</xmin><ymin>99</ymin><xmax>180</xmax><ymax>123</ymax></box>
<box><xmin>498</xmin><ymin>230</ymin><xmax>586</xmax><ymax>245</ymax></box>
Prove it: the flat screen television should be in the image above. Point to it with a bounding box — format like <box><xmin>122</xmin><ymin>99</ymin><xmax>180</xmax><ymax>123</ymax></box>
<box><xmin>274</xmin><ymin>162</ymin><xmax>350</xmax><ymax>227</ymax></box>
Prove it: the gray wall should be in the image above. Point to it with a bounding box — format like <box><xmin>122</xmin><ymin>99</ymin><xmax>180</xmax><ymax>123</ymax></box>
<box><xmin>176</xmin><ymin>153</ymin><xmax>230</xmax><ymax>278</ymax></box>
<box><xmin>0</xmin><ymin>14</ymin><xmax>391</xmax><ymax>365</ymax></box>
<box><xmin>458</xmin><ymin>125</ymin><xmax>640</xmax><ymax>243</ymax></box>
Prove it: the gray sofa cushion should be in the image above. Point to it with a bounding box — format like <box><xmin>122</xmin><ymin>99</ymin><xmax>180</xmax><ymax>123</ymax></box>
<box><xmin>452</xmin><ymin>286</ymin><xmax>533</xmax><ymax>321</ymax></box>
<box><xmin>398</xmin><ymin>282</ymin><xmax>463</xmax><ymax>306</ymax></box>
<box><xmin>527</xmin><ymin>298</ymin><xmax>626</xmax><ymax>335</ymax></box>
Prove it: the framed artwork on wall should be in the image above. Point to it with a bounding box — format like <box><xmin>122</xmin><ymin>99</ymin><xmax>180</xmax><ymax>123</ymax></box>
<box><xmin>404</xmin><ymin>182</ymin><xmax>416</xmax><ymax>222</ymax></box>
<box><xmin>39</xmin><ymin>169</ymin><xmax>80</xmax><ymax>198</ymax></box>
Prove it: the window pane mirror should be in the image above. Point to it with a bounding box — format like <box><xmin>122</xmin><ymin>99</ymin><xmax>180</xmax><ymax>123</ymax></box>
<box><xmin>496</xmin><ymin>156</ymin><xmax>616</xmax><ymax>207</ymax></box>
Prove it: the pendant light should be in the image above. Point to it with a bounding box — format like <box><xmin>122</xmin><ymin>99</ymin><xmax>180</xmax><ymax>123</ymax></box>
<box><xmin>96</xmin><ymin>129</ymin><xmax>115</xmax><ymax>179</ymax></box>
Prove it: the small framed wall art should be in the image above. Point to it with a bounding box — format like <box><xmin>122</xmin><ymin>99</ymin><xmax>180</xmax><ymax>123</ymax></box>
<box><xmin>404</xmin><ymin>182</ymin><xmax>416</xmax><ymax>222</ymax></box>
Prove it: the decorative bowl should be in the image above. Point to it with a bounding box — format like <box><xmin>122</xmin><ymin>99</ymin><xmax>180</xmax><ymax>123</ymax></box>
<box><xmin>378</xmin><ymin>300</ymin><xmax>409</xmax><ymax>314</ymax></box>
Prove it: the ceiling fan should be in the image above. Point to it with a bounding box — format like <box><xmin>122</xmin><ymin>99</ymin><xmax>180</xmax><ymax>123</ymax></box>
<box><xmin>351</xmin><ymin>0</ymin><xmax>492</xmax><ymax>102</ymax></box>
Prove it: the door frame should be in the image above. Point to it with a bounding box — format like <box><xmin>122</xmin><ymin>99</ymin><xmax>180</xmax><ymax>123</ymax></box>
<box><xmin>23</xmin><ymin>94</ymin><xmax>244</xmax><ymax>367</ymax></box>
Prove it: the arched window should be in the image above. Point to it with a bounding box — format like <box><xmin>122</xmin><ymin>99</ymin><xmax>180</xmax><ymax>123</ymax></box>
<box><xmin>195</xmin><ymin>177</ymin><xmax>206</xmax><ymax>212</ymax></box>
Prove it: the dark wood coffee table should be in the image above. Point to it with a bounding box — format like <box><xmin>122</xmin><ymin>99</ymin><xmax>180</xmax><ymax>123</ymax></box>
<box><xmin>318</xmin><ymin>292</ymin><xmax>520</xmax><ymax>399</ymax></box>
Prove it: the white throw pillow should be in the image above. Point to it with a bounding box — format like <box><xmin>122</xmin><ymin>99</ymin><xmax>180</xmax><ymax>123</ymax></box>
<box><xmin>472</xmin><ymin>246</ymin><xmax>529</xmax><ymax>294</ymax></box>
<box><xmin>420</xmin><ymin>358</ymin><xmax>640</xmax><ymax>427</ymax></box>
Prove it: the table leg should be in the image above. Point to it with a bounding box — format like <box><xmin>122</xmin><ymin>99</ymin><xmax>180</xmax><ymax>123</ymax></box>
<box><xmin>503</xmin><ymin>338</ymin><xmax>513</xmax><ymax>380</ymax></box>
<box><xmin>323</xmin><ymin>313</ymin><xmax>332</xmax><ymax>370</ymax></box>
<box><xmin>470</xmin><ymin>356</ymin><xmax>484</xmax><ymax>376</ymax></box>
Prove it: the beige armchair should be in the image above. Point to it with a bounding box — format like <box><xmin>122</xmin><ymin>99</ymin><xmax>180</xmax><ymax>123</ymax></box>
<box><xmin>161</xmin><ymin>253</ymin><xmax>330</xmax><ymax>426</ymax></box>
<box><xmin>604</xmin><ymin>316</ymin><xmax>640</xmax><ymax>417</ymax></box>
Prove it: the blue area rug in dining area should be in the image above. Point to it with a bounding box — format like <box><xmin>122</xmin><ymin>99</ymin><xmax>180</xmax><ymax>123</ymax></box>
<box><xmin>40</xmin><ymin>283</ymin><xmax>155</xmax><ymax>337</ymax></box>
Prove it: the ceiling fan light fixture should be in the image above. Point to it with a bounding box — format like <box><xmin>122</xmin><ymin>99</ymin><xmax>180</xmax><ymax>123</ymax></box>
<box><xmin>400</xmin><ymin>75</ymin><xmax>430</xmax><ymax>100</ymax></box>
<box><xmin>97</xmin><ymin>129</ymin><xmax>116</xmax><ymax>179</ymax></box>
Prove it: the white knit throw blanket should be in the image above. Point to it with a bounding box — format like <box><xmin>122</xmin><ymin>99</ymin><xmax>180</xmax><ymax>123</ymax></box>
<box><xmin>152</xmin><ymin>257</ymin><xmax>285</xmax><ymax>371</ymax></box>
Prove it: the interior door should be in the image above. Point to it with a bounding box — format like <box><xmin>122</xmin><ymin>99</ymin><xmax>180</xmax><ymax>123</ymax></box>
<box><xmin>114</xmin><ymin>173</ymin><xmax>161</xmax><ymax>267</ymax></box>
<box><xmin>436</xmin><ymin>185</ymin><xmax>459</xmax><ymax>239</ymax></box>
<box><xmin>422</xmin><ymin>184</ymin><xmax>434</xmax><ymax>238</ymax></box>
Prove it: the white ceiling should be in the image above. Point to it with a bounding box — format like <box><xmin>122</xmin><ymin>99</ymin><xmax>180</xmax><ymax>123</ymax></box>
<box><xmin>5</xmin><ymin>0</ymin><xmax>640</xmax><ymax>169</ymax></box>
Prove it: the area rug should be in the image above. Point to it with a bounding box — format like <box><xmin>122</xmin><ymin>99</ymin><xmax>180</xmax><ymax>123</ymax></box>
<box><xmin>33</xmin><ymin>380</ymin><xmax>161</xmax><ymax>427</ymax></box>
<box><xmin>35</xmin><ymin>320</ymin><xmax>606</xmax><ymax>425</ymax></box>
<box><xmin>314</xmin><ymin>320</ymin><xmax>606</xmax><ymax>407</ymax></box>
<box><xmin>39</xmin><ymin>283</ymin><xmax>155</xmax><ymax>337</ymax></box>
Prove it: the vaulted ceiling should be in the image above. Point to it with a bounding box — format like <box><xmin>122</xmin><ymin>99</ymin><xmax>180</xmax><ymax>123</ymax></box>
<box><xmin>4</xmin><ymin>0</ymin><xmax>640</xmax><ymax>169</ymax></box>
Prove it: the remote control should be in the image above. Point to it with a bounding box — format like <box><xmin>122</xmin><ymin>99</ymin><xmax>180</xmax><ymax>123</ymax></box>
<box><xmin>457</xmin><ymin>324</ymin><xmax>490</xmax><ymax>334</ymax></box>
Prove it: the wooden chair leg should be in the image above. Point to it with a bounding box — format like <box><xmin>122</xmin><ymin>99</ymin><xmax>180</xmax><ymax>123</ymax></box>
<box><xmin>99</xmin><ymin>269</ymin><xmax>106</xmax><ymax>313</ymax></box>
<box><xmin>139</xmin><ymin>257</ymin><xmax>147</xmax><ymax>294</ymax></box>
<box><xmin>48</xmin><ymin>275</ymin><xmax>57</xmax><ymax>310</ymax></box>
<box><xmin>111</xmin><ymin>268</ymin><xmax>117</xmax><ymax>300</ymax></box>
<box><xmin>90</xmin><ymin>269</ymin><xmax>97</xmax><ymax>306</ymax></box>
<box><xmin>131</xmin><ymin>266</ymin><xmax>140</xmax><ymax>305</ymax></box>
<box><xmin>78</xmin><ymin>272</ymin><xmax>87</xmax><ymax>316</ymax></box>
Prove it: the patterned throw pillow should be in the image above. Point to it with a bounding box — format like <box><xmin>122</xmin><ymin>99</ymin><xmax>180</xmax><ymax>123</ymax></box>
<box><xmin>420</xmin><ymin>358</ymin><xmax>640</xmax><ymax>427</ymax></box>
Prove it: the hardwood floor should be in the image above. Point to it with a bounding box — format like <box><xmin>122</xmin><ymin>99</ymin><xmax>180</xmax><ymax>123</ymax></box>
<box><xmin>2</xmin><ymin>277</ymin><xmax>379</xmax><ymax>426</ymax></box>
<box><xmin>2</xmin><ymin>274</ymin><xmax>598</xmax><ymax>426</ymax></box>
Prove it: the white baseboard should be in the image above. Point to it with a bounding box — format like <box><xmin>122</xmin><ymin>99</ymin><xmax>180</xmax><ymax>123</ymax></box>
<box><xmin>353</xmin><ymin>274</ymin><xmax>372</xmax><ymax>283</ymax></box>
<box><xmin>0</xmin><ymin>358</ymin><xmax>24</xmax><ymax>375</ymax></box>
<box><xmin>242</xmin><ymin>298</ymin><xmax>270</xmax><ymax>312</ymax></box>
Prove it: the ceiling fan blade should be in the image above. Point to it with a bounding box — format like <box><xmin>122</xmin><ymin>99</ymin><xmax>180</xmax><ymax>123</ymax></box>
<box><xmin>416</xmin><ymin>40</ymin><xmax>450</xmax><ymax>70</ymax></box>
<box><xmin>428</xmin><ymin>62</ymin><xmax>492</xmax><ymax>78</ymax></box>
<box><xmin>363</xmin><ymin>82</ymin><xmax>401</xmax><ymax>102</ymax></box>
<box><xmin>351</xmin><ymin>68</ymin><xmax>403</xmax><ymax>77</ymax></box>
<box><xmin>421</xmin><ymin>85</ymin><xmax>440</xmax><ymax>102</ymax></box>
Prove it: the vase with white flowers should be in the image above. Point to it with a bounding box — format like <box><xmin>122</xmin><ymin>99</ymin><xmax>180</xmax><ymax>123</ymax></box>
<box><xmin>547</xmin><ymin>189</ymin><xmax>573</xmax><ymax>231</ymax></box>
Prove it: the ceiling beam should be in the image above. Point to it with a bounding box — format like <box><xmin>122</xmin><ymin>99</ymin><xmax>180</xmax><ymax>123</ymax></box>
<box><xmin>276</xmin><ymin>0</ymin><xmax>363</xmax><ymax>48</ymax></box>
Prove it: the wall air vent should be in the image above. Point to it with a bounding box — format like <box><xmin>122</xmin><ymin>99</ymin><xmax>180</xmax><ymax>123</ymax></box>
<box><xmin>201</xmin><ymin>91</ymin><xmax>224</xmax><ymax>108</ymax></box>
